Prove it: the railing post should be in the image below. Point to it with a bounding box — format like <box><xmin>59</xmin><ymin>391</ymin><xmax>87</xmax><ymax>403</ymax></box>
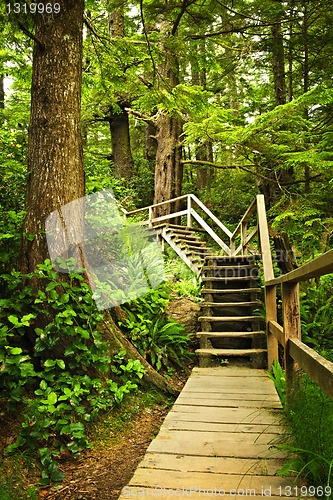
<box><xmin>148</xmin><ymin>207</ymin><xmax>153</xmax><ymax>228</ymax></box>
<box><xmin>257</xmin><ymin>194</ymin><xmax>279</xmax><ymax>369</ymax></box>
<box><xmin>230</xmin><ymin>237</ymin><xmax>235</xmax><ymax>255</ymax></box>
<box><xmin>282</xmin><ymin>282</ymin><xmax>301</xmax><ymax>404</ymax></box>
<box><xmin>187</xmin><ymin>195</ymin><xmax>192</xmax><ymax>227</ymax></box>
<box><xmin>266</xmin><ymin>284</ymin><xmax>278</xmax><ymax>370</ymax></box>
<box><xmin>241</xmin><ymin>222</ymin><xmax>248</xmax><ymax>255</ymax></box>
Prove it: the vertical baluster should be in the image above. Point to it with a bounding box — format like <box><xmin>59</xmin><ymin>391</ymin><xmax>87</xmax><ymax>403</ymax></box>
<box><xmin>282</xmin><ymin>281</ymin><xmax>301</xmax><ymax>403</ymax></box>
<box><xmin>187</xmin><ymin>195</ymin><xmax>192</xmax><ymax>227</ymax></box>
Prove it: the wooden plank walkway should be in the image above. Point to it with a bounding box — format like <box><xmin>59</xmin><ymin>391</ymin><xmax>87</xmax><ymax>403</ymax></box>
<box><xmin>118</xmin><ymin>367</ymin><xmax>302</xmax><ymax>500</ymax></box>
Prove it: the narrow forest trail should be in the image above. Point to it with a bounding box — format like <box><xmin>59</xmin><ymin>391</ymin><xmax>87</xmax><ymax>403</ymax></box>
<box><xmin>117</xmin><ymin>367</ymin><xmax>300</xmax><ymax>500</ymax></box>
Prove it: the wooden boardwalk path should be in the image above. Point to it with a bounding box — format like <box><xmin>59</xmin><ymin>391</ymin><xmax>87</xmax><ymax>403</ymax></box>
<box><xmin>118</xmin><ymin>367</ymin><xmax>301</xmax><ymax>500</ymax></box>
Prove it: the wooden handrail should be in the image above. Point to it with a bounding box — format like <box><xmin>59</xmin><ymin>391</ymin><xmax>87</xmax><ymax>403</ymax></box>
<box><xmin>190</xmin><ymin>209</ymin><xmax>231</xmax><ymax>255</ymax></box>
<box><xmin>230</xmin><ymin>197</ymin><xmax>257</xmax><ymax>240</ymax></box>
<box><xmin>124</xmin><ymin>193</ymin><xmax>232</xmax><ymax>254</ymax></box>
<box><xmin>265</xmin><ymin>243</ymin><xmax>333</xmax><ymax>401</ymax></box>
<box><xmin>124</xmin><ymin>192</ymin><xmax>333</xmax><ymax>402</ymax></box>
<box><xmin>124</xmin><ymin>194</ymin><xmax>189</xmax><ymax>216</ymax></box>
<box><xmin>190</xmin><ymin>194</ymin><xmax>233</xmax><ymax>239</ymax></box>
<box><xmin>266</xmin><ymin>248</ymin><xmax>333</xmax><ymax>285</ymax></box>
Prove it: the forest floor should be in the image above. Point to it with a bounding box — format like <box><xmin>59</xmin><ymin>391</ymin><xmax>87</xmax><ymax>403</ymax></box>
<box><xmin>0</xmin><ymin>365</ymin><xmax>191</xmax><ymax>500</ymax></box>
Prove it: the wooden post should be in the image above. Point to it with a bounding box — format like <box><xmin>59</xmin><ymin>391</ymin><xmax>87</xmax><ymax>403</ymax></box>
<box><xmin>148</xmin><ymin>207</ymin><xmax>153</xmax><ymax>228</ymax></box>
<box><xmin>282</xmin><ymin>281</ymin><xmax>301</xmax><ymax>403</ymax></box>
<box><xmin>266</xmin><ymin>284</ymin><xmax>278</xmax><ymax>370</ymax></box>
<box><xmin>241</xmin><ymin>222</ymin><xmax>248</xmax><ymax>255</ymax></box>
<box><xmin>257</xmin><ymin>194</ymin><xmax>279</xmax><ymax>368</ymax></box>
<box><xmin>187</xmin><ymin>195</ymin><xmax>192</xmax><ymax>227</ymax></box>
<box><xmin>230</xmin><ymin>237</ymin><xmax>235</xmax><ymax>255</ymax></box>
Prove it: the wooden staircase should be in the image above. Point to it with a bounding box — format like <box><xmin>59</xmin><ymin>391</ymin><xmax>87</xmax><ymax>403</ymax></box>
<box><xmin>123</xmin><ymin>194</ymin><xmax>274</xmax><ymax>370</ymax></box>
<box><xmin>196</xmin><ymin>255</ymin><xmax>267</xmax><ymax>368</ymax></box>
<box><xmin>160</xmin><ymin>224</ymin><xmax>212</xmax><ymax>275</ymax></box>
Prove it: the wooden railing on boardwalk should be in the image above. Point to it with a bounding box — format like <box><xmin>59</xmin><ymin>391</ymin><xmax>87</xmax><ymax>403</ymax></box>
<box><xmin>265</xmin><ymin>250</ymin><xmax>333</xmax><ymax>402</ymax></box>
<box><xmin>233</xmin><ymin>196</ymin><xmax>333</xmax><ymax>402</ymax></box>
<box><xmin>123</xmin><ymin>193</ymin><xmax>333</xmax><ymax>402</ymax></box>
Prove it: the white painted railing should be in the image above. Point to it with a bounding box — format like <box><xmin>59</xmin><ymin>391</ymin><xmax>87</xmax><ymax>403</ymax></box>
<box><xmin>123</xmin><ymin>194</ymin><xmax>232</xmax><ymax>255</ymax></box>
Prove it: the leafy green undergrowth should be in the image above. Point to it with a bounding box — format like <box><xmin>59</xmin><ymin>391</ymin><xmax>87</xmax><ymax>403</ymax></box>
<box><xmin>300</xmin><ymin>275</ymin><xmax>333</xmax><ymax>352</ymax></box>
<box><xmin>0</xmin><ymin>259</ymin><xmax>145</xmax><ymax>485</ymax></box>
<box><xmin>119</xmin><ymin>283</ymin><xmax>193</xmax><ymax>372</ymax></box>
<box><xmin>268</xmin><ymin>363</ymin><xmax>333</xmax><ymax>499</ymax></box>
<box><xmin>282</xmin><ymin>373</ymin><xmax>333</xmax><ymax>497</ymax></box>
<box><xmin>164</xmin><ymin>252</ymin><xmax>202</xmax><ymax>301</ymax></box>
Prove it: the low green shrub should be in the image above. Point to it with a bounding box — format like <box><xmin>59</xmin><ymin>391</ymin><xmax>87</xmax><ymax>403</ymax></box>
<box><xmin>269</xmin><ymin>362</ymin><xmax>333</xmax><ymax>498</ymax></box>
<box><xmin>300</xmin><ymin>275</ymin><xmax>333</xmax><ymax>352</ymax></box>
<box><xmin>280</xmin><ymin>373</ymin><xmax>333</xmax><ymax>499</ymax></box>
<box><xmin>0</xmin><ymin>259</ymin><xmax>145</xmax><ymax>484</ymax></box>
<box><xmin>119</xmin><ymin>285</ymin><xmax>192</xmax><ymax>371</ymax></box>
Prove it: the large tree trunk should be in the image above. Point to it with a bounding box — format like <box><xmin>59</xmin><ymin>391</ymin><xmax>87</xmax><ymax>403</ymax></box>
<box><xmin>107</xmin><ymin>2</ymin><xmax>134</xmax><ymax>180</ymax></box>
<box><xmin>108</xmin><ymin>105</ymin><xmax>134</xmax><ymax>180</ymax></box>
<box><xmin>20</xmin><ymin>0</ymin><xmax>85</xmax><ymax>274</ymax></box>
<box><xmin>154</xmin><ymin>22</ymin><xmax>182</xmax><ymax>218</ymax></box>
<box><xmin>0</xmin><ymin>73</ymin><xmax>4</xmax><ymax>113</ymax></box>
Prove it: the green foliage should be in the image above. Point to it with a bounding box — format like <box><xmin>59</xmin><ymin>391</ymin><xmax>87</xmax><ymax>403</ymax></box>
<box><xmin>0</xmin><ymin>259</ymin><xmax>145</xmax><ymax>484</ymax></box>
<box><xmin>266</xmin><ymin>360</ymin><xmax>286</xmax><ymax>409</ymax></box>
<box><xmin>0</xmin><ymin>129</ymin><xmax>27</xmax><ymax>211</ymax></box>
<box><xmin>299</xmin><ymin>275</ymin><xmax>333</xmax><ymax>352</ymax></box>
<box><xmin>269</xmin><ymin>197</ymin><xmax>331</xmax><ymax>260</ymax></box>
<box><xmin>279</xmin><ymin>373</ymin><xmax>333</xmax><ymax>497</ymax></box>
<box><xmin>119</xmin><ymin>285</ymin><xmax>192</xmax><ymax>371</ymax></box>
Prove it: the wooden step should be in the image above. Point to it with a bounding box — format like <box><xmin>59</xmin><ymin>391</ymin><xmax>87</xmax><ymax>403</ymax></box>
<box><xmin>202</xmin><ymin>276</ymin><xmax>260</xmax><ymax>282</ymax></box>
<box><xmin>176</xmin><ymin>240</ymin><xmax>207</xmax><ymax>247</ymax></box>
<box><xmin>201</xmin><ymin>301</ymin><xmax>262</xmax><ymax>307</ymax></box>
<box><xmin>201</xmin><ymin>288</ymin><xmax>262</xmax><ymax>294</ymax></box>
<box><xmin>205</xmin><ymin>254</ymin><xmax>260</xmax><ymax>260</ymax></box>
<box><xmin>179</xmin><ymin>242</ymin><xmax>209</xmax><ymax>248</ymax></box>
<box><xmin>177</xmin><ymin>239</ymin><xmax>203</xmax><ymax>245</ymax></box>
<box><xmin>165</xmin><ymin>223</ymin><xmax>206</xmax><ymax>233</ymax></box>
<box><xmin>203</xmin><ymin>265</ymin><xmax>259</xmax><ymax>270</ymax></box>
<box><xmin>195</xmin><ymin>348</ymin><xmax>267</xmax><ymax>357</ymax></box>
<box><xmin>165</xmin><ymin>228</ymin><xmax>197</xmax><ymax>236</ymax></box>
<box><xmin>186</xmin><ymin>246</ymin><xmax>212</xmax><ymax>252</ymax></box>
<box><xmin>196</xmin><ymin>331</ymin><xmax>265</xmax><ymax>338</ymax></box>
<box><xmin>198</xmin><ymin>316</ymin><xmax>264</xmax><ymax>322</ymax></box>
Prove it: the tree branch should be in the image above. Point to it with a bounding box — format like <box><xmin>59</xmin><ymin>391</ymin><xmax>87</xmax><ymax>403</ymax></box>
<box><xmin>181</xmin><ymin>159</ymin><xmax>273</xmax><ymax>182</ymax></box>
<box><xmin>181</xmin><ymin>159</ymin><xmax>323</xmax><ymax>186</ymax></box>
<box><xmin>18</xmin><ymin>22</ymin><xmax>45</xmax><ymax>50</ymax></box>
<box><xmin>125</xmin><ymin>107</ymin><xmax>157</xmax><ymax>128</ymax></box>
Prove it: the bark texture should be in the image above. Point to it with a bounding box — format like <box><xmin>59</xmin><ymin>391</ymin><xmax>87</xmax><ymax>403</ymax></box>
<box><xmin>21</xmin><ymin>0</ymin><xmax>85</xmax><ymax>274</ymax></box>
<box><xmin>108</xmin><ymin>105</ymin><xmax>134</xmax><ymax>180</ymax></box>
<box><xmin>154</xmin><ymin>23</ymin><xmax>183</xmax><ymax>217</ymax></box>
<box><xmin>107</xmin><ymin>2</ymin><xmax>134</xmax><ymax>180</ymax></box>
<box><xmin>0</xmin><ymin>74</ymin><xmax>4</xmax><ymax>112</ymax></box>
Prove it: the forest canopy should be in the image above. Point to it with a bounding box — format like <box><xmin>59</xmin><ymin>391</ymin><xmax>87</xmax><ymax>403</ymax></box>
<box><xmin>0</xmin><ymin>0</ymin><xmax>332</xmax><ymax>260</ymax></box>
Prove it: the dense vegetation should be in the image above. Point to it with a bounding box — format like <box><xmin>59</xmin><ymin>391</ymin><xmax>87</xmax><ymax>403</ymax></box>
<box><xmin>0</xmin><ymin>0</ymin><xmax>332</xmax><ymax>496</ymax></box>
